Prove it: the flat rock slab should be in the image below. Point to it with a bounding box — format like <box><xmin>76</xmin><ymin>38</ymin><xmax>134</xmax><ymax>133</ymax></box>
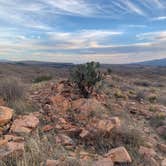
<box><xmin>104</xmin><ymin>146</ymin><xmax>132</xmax><ymax>164</ymax></box>
<box><xmin>10</xmin><ymin>114</ymin><xmax>39</xmax><ymax>134</ymax></box>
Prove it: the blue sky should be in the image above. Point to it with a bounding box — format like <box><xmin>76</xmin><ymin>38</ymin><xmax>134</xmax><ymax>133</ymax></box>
<box><xmin>0</xmin><ymin>0</ymin><xmax>166</xmax><ymax>64</ymax></box>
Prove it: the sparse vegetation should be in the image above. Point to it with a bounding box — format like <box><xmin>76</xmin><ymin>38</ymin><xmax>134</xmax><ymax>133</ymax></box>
<box><xmin>33</xmin><ymin>75</ymin><xmax>52</xmax><ymax>83</ymax></box>
<box><xmin>70</xmin><ymin>61</ymin><xmax>103</xmax><ymax>98</ymax></box>
<box><xmin>0</xmin><ymin>63</ymin><xmax>165</xmax><ymax>166</ymax></box>
<box><xmin>107</xmin><ymin>68</ymin><xmax>112</xmax><ymax>74</ymax></box>
<box><xmin>150</xmin><ymin>113</ymin><xmax>166</xmax><ymax>128</ymax></box>
<box><xmin>148</xmin><ymin>95</ymin><xmax>157</xmax><ymax>103</ymax></box>
<box><xmin>0</xmin><ymin>77</ymin><xmax>25</xmax><ymax>104</ymax></box>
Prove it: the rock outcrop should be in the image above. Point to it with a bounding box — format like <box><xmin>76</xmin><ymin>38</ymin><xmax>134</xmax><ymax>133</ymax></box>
<box><xmin>10</xmin><ymin>114</ymin><xmax>39</xmax><ymax>134</ymax></box>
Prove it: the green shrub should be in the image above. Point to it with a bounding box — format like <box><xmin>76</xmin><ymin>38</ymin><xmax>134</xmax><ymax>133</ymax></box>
<box><xmin>0</xmin><ymin>77</ymin><xmax>24</xmax><ymax>104</ymax></box>
<box><xmin>33</xmin><ymin>75</ymin><xmax>52</xmax><ymax>83</ymax></box>
<box><xmin>148</xmin><ymin>95</ymin><xmax>157</xmax><ymax>103</ymax></box>
<box><xmin>107</xmin><ymin>68</ymin><xmax>112</xmax><ymax>74</ymax></box>
<box><xmin>70</xmin><ymin>62</ymin><xmax>103</xmax><ymax>98</ymax></box>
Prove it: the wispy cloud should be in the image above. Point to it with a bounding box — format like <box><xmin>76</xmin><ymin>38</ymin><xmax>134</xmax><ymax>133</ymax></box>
<box><xmin>137</xmin><ymin>31</ymin><xmax>166</xmax><ymax>41</ymax></box>
<box><xmin>152</xmin><ymin>16</ymin><xmax>166</xmax><ymax>21</ymax></box>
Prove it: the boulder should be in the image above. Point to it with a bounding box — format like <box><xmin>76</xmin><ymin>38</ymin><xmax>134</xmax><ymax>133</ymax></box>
<box><xmin>104</xmin><ymin>146</ymin><xmax>132</xmax><ymax>163</ymax></box>
<box><xmin>138</xmin><ymin>146</ymin><xmax>156</xmax><ymax>157</ymax></box>
<box><xmin>50</xmin><ymin>95</ymin><xmax>71</xmax><ymax>112</ymax></box>
<box><xmin>0</xmin><ymin>106</ymin><xmax>13</xmax><ymax>126</ymax></box>
<box><xmin>10</xmin><ymin>115</ymin><xmax>39</xmax><ymax>134</ymax></box>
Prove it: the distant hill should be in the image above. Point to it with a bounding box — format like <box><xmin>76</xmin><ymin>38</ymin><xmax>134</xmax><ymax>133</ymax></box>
<box><xmin>132</xmin><ymin>58</ymin><xmax>166</xmax><ymax>66</ymax></box>
<box><xmin>0</xmin><ymin>58</ymin><xmax>165</xmax><ymax>66</ymax></box>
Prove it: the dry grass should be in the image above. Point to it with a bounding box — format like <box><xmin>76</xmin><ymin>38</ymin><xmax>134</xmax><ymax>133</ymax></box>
<box><xmin>0</xmin><ymin>131</ymin><xmax>82</xmax><ymax>166</ymax></box>
<box><xmin>0</xmin><ymin>77</ymin><xmax>25</xmax><ymax>104</ymax></box>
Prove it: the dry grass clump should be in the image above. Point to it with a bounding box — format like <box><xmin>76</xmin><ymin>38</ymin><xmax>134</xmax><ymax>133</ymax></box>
<box><xmin>82</xmin><ymin>127</ymin><xmax>143</xmax><ymax>157</ymax></box>
<box><xmin>0</xmin><ymin>77</ymin><xmax>25</xmax><ymax>104</ymax></box>
<box><xmin>10</xmin><ymin>100</ymin><xmax>38</xmax><ymax>115</ymax></box>
<box><xmin>0</xmin><ymin>132</ymin><xmax>72</xmax><ymax>166</ymax></box>
<box><xmin>150</xmin><ymin>113</ymin><xmax>166</xmax><ymax>128</ymax></box>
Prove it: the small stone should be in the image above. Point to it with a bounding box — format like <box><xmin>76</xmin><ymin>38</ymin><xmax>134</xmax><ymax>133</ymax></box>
<box><xmin>156</xmin><ymin>125</ymin><xmax>166</xmax><ymax>136</ymax></box>
<box><xmin>161</xmin><ymin>159</ymin><xmax>166</xmax><ymax>166</ymax></box>
<box><xmin>55</xmin><ymin>134</ymin><xmax>74</xmax><ymax>146</ymax></box>
<box><xmin>46</xmin><ymin>159</ymin><xmax>59</xmax><ymax>166</ymax></box>
<box><xmin>158</xmin><ymin>143</ymin><xmax>166</xmax><ymax>153</ymax></box>
<box><xmin>0</xmin><ymin>106</ymin><xmax>13</xmax><ymax>126</ymax></box>
<box><xmin>139</xmin><ymin>146</ymin><xmax>156</xmax><ymax>157</ymax></box>
<box><xmin>42</xmin><ymin>125</ymin><xmax>54</xmax><ymax>132</ymax></box>
<box><xmin>80</xmin><ymin>129</ymin><xmax>89</xmax><ymax>138</ymax></box>
<box><xmin>93</xmin><ymin>159</ymin><xmax>114</xmax><ymax>166</ymax></box>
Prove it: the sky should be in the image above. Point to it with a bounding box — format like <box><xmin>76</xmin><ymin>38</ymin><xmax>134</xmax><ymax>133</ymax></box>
<box><xmin>0</xmin><ymin>0</ymin><xmax>166</xmax><ymax>64</ymax></box>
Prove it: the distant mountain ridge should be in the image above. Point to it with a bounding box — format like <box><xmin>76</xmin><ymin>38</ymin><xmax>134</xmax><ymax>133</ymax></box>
<box><xmin>0</xmin><ymin>58</ymin><xmax>166</xmax><ymax>66</ymax></box>
<box><xmin>133</xmin><ymin>58</ymin><xmax>166</xmax><ymax>66</ymax></box>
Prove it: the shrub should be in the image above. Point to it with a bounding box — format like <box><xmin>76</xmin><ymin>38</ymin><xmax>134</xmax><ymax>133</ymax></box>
<box><xmin>107</xmin><ymin>68</ymin><xmax>112</xmax><ymax>74</ymax></box>
<box><xmin>114</xmin><ymin>89</ymin><xmax>127</xmax><ymax>99</ymax></box>
<box><xmin>135</xmin><ymin>91</ymin><xmax>145</xmax><ymax>102</ymax></box>
<box><xmin>148</xmin><ymin>95</ymin><xmax>157</xmax><ymax>103</ymax></box>
<box><xmin>33</xmin><ymin>75</ymin><xmax>52</xmax><ymax>83</ymax></box>
<box><xmin>70</xmin><ymin>62</ymin><xmax>103</xmax><ymax>98</ymax></box>
<box><xmin>150</xmin><ymin>113</ymin><xmax>166</xmax><ymax>128</ymax></box>
<box><xmin>0</xmin><ymin>77</ymin><xmax>24</xmax><ymax>104</ymax></box>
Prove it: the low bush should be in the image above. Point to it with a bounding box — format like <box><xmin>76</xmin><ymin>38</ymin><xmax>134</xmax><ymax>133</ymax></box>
<box><xmin>33</xmin><ymin>75</ymin><xmax>52</xmax><ymax>83</ymax></box>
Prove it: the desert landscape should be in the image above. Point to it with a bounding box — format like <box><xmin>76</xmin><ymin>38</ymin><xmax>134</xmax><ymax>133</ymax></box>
<box><xmin>0</xmin><ymin>62</ymin><xmax>165</xmax><ymax>166</ymax></box>
<box><xmin>0</xmin><ymin>0</ymin><xmax>166</xmax><ymax>165</ymax></box>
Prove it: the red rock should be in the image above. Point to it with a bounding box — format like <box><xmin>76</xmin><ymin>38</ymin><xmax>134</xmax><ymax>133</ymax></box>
<box><xmin>93</xmin><ymin>159</ymin><xmax>114</xmax><ymax>166</ymax></box>
<box><xmin>72</xmin><ymin>98</ymin><xmax>105</xmax><ymax>113</ymax></box>
<box><xmin>50</xmin><ymin>95</ymin><xmax>71</xmax><ymax>112</ymax></box>
<box><xmin>10</xmin><ymin>114</ymin><xmax>39</xmax><ymax>134</ymax></box>
<box><xmin>43</xmin><ymin>125</ymin><xmax>54</xmax><ymax>132</ymax></box>
<box><xmin>55</xmin><ymin>134</ymin><xmax>74</xmax><ymax>146</ymax></box>
<box><xmin>161</xmin><ymin>159</ymin><xmax>166</xmax><ymax>166</ymax></box>
<box><xmin>105</xmin><ymin>146</ymin><xmax>132</xmax><ymax>163</ymax></box>
<box><xmin>94</xmin><ymin>117</ymin><xmax>120</xmax><ymax>133</ymax></box>
<box><xmin>0</xmin><ymin>139</ymin><xmax>8</xmax><ymax>147</ymax></box>
<box><xmin>138</xmin><ymin>146</ymin><xmax>156</xmax><ymax>157</ymax></box>
<box><xmin>156</xmin><ymin>125</ymin><xmax>166</xmax><ymax>137</ymax></box>
<box><xmin>4</xmin><ymin>135</ymin><xmax>24</xmax><ymax>142</ymax></box>
<box><xmin>80</xmin><ymin>129</ymin><xmax>90</xmax><ymax>138</ymax></box>
<box><xmin>0</xmin><ymin>135</ymin><xmax>24</xmax><ymax>159</ymax></box>
<box><xmin>158</xmin><ymin>143</ymin><xmax>166</xmax><ymax>153</ymax></box>
<box><xmin>0</xmin><ymin>106</ymin><xmax>13</xmax><ymax>126</ymax></box>
<box><xmin>46</xmin><ymin>159</ymin><xmax>59</xmax><ymax>166</ymax></box>
<box><xmin>0</xmin><ymin>98</ymin><xmax>5</xmax><ymax>106</ymax></box>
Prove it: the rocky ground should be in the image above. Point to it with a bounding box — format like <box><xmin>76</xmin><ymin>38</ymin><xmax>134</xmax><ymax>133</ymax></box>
<box><xmin>0</xmin><ymin>70</ymin><xmax>166</xmax><ymax>166</ymax></box>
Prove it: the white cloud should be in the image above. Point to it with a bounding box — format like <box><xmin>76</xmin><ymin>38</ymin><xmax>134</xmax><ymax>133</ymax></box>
<box><xmin>46</xmin><ymin>30</ymin><xmax>123</xmax><ymax>49</ymax></box>
<box><xmin>152</xmin><ymin>16</ymin><xmax>166</xmax><ymax>21</ymax></box>
<box><xmin>137</xmin><ymin>31</ymin><xmax>166</xmax><ymax>41</ymax></box>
